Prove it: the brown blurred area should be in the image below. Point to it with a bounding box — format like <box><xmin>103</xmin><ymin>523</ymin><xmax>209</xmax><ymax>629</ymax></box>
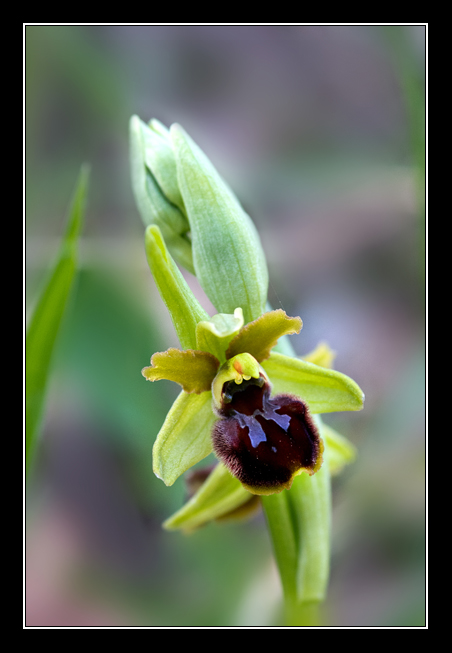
<box><xmin>25</xmin><ymin>25</ymin><xmax>426</xmax><ymax>627</ymax></box>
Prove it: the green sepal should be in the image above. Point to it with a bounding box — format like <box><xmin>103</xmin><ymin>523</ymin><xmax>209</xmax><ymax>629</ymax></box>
<box><xmin>144</xmin><ymin>225</ymin><xmax>209</xmax><ymax>350</ymax></box>
<box><xmin>196</xmin><ymin>307</ymin><xmax>244</xmax><ymax>363</ymax></box>
<box><xmin>153</xmin><ymin>390</ymin><xmax>217</xmax><ymax>486</ymax></box>
<box><xmin>130</xmin><ymin>116</ymin><xmax>194</xmax><ymax>273</ymax></box>
<box><xmin>262</xmin><ymin>351</ymin><xmax>364</xmax><ymax>414</ymax></box>
<box><xmin>142</xmin><ymin>348</ymin><xmax>219</xmax><ymax>393</ymax></box>
<box><xmin>226</xmin><ymin>309</ymin><xmax>302</xmax><ymax>362</ymax></box>
<box><xmin>163</xmin><ymin>463</ymin><xmax>254</xmax><ymax>532</ymax></box>
<box><xmin>322</xmin><ymin>423</ymin><xmax>357</xmax><ymax>475</ymax></box>
<box><xmin>171</xmin><ymin>123</ymin><xmax>269</xmax><ymax>324</ymax></box>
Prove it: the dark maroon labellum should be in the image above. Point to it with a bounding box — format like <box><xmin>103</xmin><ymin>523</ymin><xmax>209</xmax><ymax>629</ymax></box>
<box><xmin>212</xmin><ymin>376</ymin><xmax>323</xmax><ymax>494</ymax></box>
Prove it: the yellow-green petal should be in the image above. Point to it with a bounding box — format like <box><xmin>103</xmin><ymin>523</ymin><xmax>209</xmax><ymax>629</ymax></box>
<box><xmin>142</xmin><ymin>348</ymin><xmax>219</xmax><ymax>393</ymax></box>
<box><xmin>226</xmin><ymin>309</ymin><xmax>302</xmax><ymax>362</ymax></box>
<box><xmin>153</xmin><ymin>390</ymin><xmax>217</xmax><ymax>486</ymax></box>
<box><xmin>302</xmin><ymin>341</ymin><xmax>336</xmax><ymax>369</ymax></box>
<box><xmin>196</xmin><ymin>307</ymin><xmax>244</xmax><ymax>363</ymax></box>
<box><xmin>322</xmin><ymin>423</ymin><xmax>357</xmax><ymax>475</ymax></box>
<box><xmin>262</xmin><ymin>351</ymin><xmax>364</xmax><ymax>414</ymax></box>
<box><xmin>144</xmin><ymin>225</ymin><xmax>209</xmax><ymax>350</ymax></box>
<box><xmin>163</xmin><ymin>463</ymin><xmax>254</xmax><ymax>532</ymax></box>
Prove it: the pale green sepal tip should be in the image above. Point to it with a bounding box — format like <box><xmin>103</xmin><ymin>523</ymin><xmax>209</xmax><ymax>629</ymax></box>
<box><xmin>149</xmin><ymin>118</ymin><xmax>170</xmax><ymax>138</ymax></box>
<box><xmin>262</xmin><ymin>351</ymin><xmax>364</xmax><ymax>414</ymax></box>
<box><xmin>196</xmin><ymin>307</ymin><xmax>244</xmax><ymax>362</ymax></box>
<box><xmin>152</xmin><ymin>390</ymin><xmax>217</xmax><ymax>486</ymax></box>
<box><xmin>130</xmin><ymin>115</ymin><xmax>153</xmax><ymax>223</ymax></box>
<box><xmin>139</xmin><ymin>116</ymin><xmax>185</xmax><ymax>212</ymax></box>
<box><xmin>130</xmin><ymin>116</ymin><xmax>186</xmax><ymax>231</ymax></box>
<box><xmin>170</xmin><ymin>123</ymin><xmax>269</xmax><ymax>324</ymax></box>
<box><xmin>163</xmin><ymin>463</ymin><xmax>252</xmax><ymax>532</ymax></box>
<box><xmin>130</xmin><ymin>116</ymin><xmax>195</xmax><ymax>272</ymax></box>
<box><xmin>144</xmin><ymin>225</ymin><xmax>209</xmax><ymax>350</ymax></box>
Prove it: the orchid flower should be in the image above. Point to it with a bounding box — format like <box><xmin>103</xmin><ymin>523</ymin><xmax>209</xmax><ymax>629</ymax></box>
<box><xmin>130</xmin><ymin>116</ymin><xmax>364</xmax><ymax>625</ymax></box>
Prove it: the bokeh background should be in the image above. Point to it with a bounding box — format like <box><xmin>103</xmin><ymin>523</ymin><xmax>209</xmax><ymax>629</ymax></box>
<box><xmin>25</xmin><ymin>25</ymin><xmax>426</xmax><ymax>627</ymax></box>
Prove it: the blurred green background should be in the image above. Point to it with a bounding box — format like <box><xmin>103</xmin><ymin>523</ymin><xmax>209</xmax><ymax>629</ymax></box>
<box><xmin>25</xmin><ymin>25</ymin><xmax>425</xmax><ymax>627</ymax></box>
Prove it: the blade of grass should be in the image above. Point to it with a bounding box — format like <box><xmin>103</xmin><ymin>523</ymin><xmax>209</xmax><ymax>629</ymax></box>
<box><xmin>26</xmin><ymin>164</ymin><xmax>90</xmax><ymax>479</ymax></box>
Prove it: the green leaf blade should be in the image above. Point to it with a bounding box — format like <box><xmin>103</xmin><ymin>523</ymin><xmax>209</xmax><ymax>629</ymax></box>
<box><xmin>26</xmin><ymin>165</ymin><xmax>90</xmax><ymax>477</ymax></box>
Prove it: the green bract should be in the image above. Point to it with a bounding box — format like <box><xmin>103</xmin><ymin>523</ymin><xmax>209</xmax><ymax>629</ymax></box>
<box><xmin>130</xmin><ymin>116</ymin><xmax>269</xmax><ymax>324</ymax></box>
<box><xmin>130</xmin><ymin>116</ymin><xmax>194</xmax><ymax>273</ymax></box>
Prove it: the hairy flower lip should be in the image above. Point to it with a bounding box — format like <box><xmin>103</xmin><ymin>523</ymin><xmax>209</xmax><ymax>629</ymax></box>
<box><xmin>212</xmin><ymin>377</ymin><xmax>323</xmax><ymax>495</ymax></box>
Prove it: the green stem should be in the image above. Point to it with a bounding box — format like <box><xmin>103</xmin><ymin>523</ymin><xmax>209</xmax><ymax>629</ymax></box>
<box><xmin>262</xmin><ymin>488</ymin><xmax>298</xmax><ymax>607</ymax></box>
<box><xmin>285</xmin><ymin>600</ymin><xmax>321</xmax><ymax>628</ymax></box>
<box><xmin>262</xmin><ymin>443</ymin><xmax>331</xmax><ymax>627</ymax></box>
